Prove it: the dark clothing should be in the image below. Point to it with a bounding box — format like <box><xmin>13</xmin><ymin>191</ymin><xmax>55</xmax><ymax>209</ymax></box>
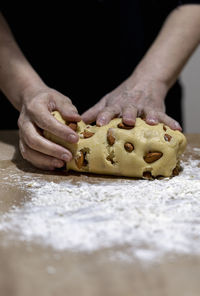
<box><xmin>1</xmin><ymin>1</ymin><xmax>200</xmax><ymax>129</ymax></box>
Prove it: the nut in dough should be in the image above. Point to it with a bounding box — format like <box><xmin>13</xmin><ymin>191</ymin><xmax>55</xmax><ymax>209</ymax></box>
<box><xmin>44</xmin><ymin>111</ymin><xmax>187</xmax><ymax>179</ymax></box>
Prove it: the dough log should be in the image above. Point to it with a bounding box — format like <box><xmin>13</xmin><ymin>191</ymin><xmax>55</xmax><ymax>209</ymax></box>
<box><xmin>44</xmin><ymin>111</ymin><xmax>187</xmax><ymax>179</ymax></box>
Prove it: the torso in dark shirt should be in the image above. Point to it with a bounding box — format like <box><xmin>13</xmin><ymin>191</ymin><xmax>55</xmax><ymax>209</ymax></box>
<box><xmin>1</xmin><ymin>1</ymin><xmax>189</xmax><ymax>128</ymax></box>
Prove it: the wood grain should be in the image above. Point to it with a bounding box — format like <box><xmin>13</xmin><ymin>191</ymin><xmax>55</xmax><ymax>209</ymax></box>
<box><xmin>0</xmin><ymin>131</ymin><xmax>200</xmax><ymax>296</ymax></box>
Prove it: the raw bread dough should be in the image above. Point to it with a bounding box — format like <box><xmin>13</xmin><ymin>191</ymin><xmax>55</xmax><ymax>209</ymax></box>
<box><xmin>44</xmin><ymin>111</ymin><xmax>187</xmax><ymax>178</ymax></box>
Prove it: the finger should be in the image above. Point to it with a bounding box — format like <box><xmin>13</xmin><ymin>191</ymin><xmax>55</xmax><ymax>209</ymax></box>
<box><xmin>157</xmin><ymin>112</ymin><xmax>182</xmax><ymax>131</ymax></box>
<box><xmin>96</xmin><ymin>105</ymin><xmax>121</xmax><ymax>126</ymax></box>
<box><xmin>144</xmin><ymin>109</ymin><xmax>160</xmax><ymax>125</ymax></box>
<box><xmin>81</xmin><ymin>99</ymin><xmax>106</xmax><ymax>124</ymax></box>
<box><xmin>31</xmin><ymin>104</ymin><xmax>79</xmax><ymax>143</ymax></box>
<box><xmin>20</xmin><ymin>121</ymin><xmax>73</xmax><ymax>162</ymax></box>
<box><xmin>55</xmin><ymin>96</ymin><xmax>81</xmax><ymax>122</ymax></box>
<box><xmin>122</xmin><ymin>104</ymin><xmax>137</xmax><ymax>126</ymax></box>
<box><xmin>19</xmin><ymin>139</ymin><xmax>65</xmax><ymax>170</ymax></box>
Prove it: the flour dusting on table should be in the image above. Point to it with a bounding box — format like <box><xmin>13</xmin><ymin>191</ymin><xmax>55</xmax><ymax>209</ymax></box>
<box><xmin>0</xmin><ymin>148</ymin><xmax>200</xmax><ymax>262</ymax></box>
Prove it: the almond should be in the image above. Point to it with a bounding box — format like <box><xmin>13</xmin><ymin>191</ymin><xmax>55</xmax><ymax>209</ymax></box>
<box><xmin>172</xmin><ymin>166</ymin><xmax>179</xmax><ymax>176</ymax></box>
<box><xmin>75</xmin><ymin>151</ymin><xmax>84</xmax><ymax>169</ymax></box>
<box><xmin>164</xmin><ymin>133</ymin><xmax>172</xmax><ymax>142</ymax></box>
<box><xmin>107</xmin><ymin>129</ymin><xmax>115</xmax><ymax>145</ymax></box>
<box><xmin>68</xmin><ymin>122</ymin><xmax>77</xmax><ymax>132</ymax></box>
<box><xmin>117</xmin><ymin>122</ymin><xmax>134</xmax><ymax>130</ymax></box>
<box><xmin>83</xmin><ymin>130</ymin><xmax>94</xmax><ymax>138</ymax></box>
<box><xmin>163</xmin><ymin>125</ymin><xmax>167</xmax><ymax>131</ymax></box>
<box><xmin>143</xmin><ymin>171</ymin><xmax>153</xmax><ymax>179</ymax></box>
<box><xmin>144</xmin><ymin>152</ymin><xmax>163</xmax><ymax>163</ymax></box>
<box><xmin>124</xmin><ymin>142</ymin><xmax>134</xmax><ymax>152</ymax></box>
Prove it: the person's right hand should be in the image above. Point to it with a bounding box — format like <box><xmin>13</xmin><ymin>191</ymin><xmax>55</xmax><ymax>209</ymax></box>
<box><xmin>18</xmin><ymin>86</ymin><xmax>81</xmax><ymax>170</ymax></box>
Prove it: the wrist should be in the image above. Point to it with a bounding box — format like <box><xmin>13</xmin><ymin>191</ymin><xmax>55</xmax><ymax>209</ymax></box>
<box><xmin>20</xmin><ymin>80</ymin><xmax>47</xmax><ymax>109</ymax></box>
<box><xmin>132</xmin><ymin>61</ymin><xmax>171</xmax><ymax>88</ymax></box>
<box><xmin>127</xmin><ymin>69</ymin><xmax>169</xmax><ymax>101</ymax></box>
<box><xmin>0</xmin><ymin>66</ymin><xmax>46</xmax><ymax>112</ymax></box>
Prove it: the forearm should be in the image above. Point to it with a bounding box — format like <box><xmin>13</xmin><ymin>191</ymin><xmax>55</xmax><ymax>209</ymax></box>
<box><xmin>132</xmin><ymin>5</ymin><xmax>200</xmax><ymax>89</ymax></box>
<box><xmin>0</xmin><ymin>13</ymin><xmax>45</xmax><ymax>111</ymax></box>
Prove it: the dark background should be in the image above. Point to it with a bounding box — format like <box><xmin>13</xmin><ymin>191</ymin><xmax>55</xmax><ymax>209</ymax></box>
<box><xmin>0</xmin><ymin>0</ymin><xmax>183</xmax><ymax>129</ymax></box>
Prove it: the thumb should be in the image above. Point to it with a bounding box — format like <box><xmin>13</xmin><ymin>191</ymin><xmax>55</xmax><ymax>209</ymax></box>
<box><xmin>56</xmin><ymin>95</ymin><xmax>81</xmax><ymax>123</ymax></box>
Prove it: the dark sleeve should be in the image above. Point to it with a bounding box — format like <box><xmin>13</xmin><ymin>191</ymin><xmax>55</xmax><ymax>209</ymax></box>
<box><xmin>179</xmin><ymin>0</ymin><xmax>200</xmax><ymax>4</ymax></box>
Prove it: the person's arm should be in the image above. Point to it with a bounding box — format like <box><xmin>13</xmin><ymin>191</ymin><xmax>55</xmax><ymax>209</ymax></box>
<box><xmin>0</xmin><ymin>13</ymin><xmax>45</xmax><ymax>111</ymax></box>
<box><xmin>82</xmin><ymin>4</ymin><xmax>200</xmax><ymax>130</ymax></box>
<box><xmin>0</xmin><ymin>13</ymin><xmax>81</xmax><ymax>170</ymax></box>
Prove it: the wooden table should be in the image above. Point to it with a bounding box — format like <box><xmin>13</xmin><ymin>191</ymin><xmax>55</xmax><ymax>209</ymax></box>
<box><xmin>0</xmin><ymin>131</ymin><xmax>200</xmax><ymax>296</ymax></box>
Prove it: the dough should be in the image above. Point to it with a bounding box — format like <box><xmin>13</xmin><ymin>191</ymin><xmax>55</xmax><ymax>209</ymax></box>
<box><xmin>44</xmin><ymin>111</ymin><xmax>187</xmax><ymax>179</ymax></box>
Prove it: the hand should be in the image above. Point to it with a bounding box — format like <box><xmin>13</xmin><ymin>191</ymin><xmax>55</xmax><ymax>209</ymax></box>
<box><xmin>81</xmin><ymin>76</ymin><xmax>182</xmax><ymax>131</ymax></box>
<box><xmin>18</xmin><ymin>86</ymin><xmax>81</xmax><ymax>170</ymax></box>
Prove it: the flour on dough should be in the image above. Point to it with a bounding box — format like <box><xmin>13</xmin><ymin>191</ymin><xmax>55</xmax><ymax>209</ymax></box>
<box><xmin>44</xmin><ymin>111</ymin><xmax>187</xmax><ymax>178</ymax></box>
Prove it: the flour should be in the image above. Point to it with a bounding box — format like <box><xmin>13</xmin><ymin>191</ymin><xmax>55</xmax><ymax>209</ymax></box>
<box><xmin>0</xmin><ymin>148</ymin><xmax>200</xmax><ymax>262</ymax></box>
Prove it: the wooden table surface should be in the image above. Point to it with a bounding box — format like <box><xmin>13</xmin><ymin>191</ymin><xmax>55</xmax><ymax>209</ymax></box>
<box><xmin>0</xmin><ymin>131</ymin><xmax>200</xmax><ymax>296</ymax></box>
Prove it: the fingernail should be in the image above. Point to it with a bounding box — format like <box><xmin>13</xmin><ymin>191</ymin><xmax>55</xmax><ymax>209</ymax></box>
<box><xmin>62</xmin><ymin>153</ymin><xmax>71</xmax><ymax>162</ymax></box>
<box><xmin>148</xmin><ymin>119</ymin><xmax>158</xmax><ymax>124</ymax></box>
<box><xmin>98</xmin><ymin>116</ymin><xmax>107</xmax><ymax>124</ymax></box>
<box><xmin>174</xmin><ymin>122</ymin><xmax>181</xmax><ymax>130</ymax></box>
<box><xmin>98</xmin><ymin>119</ymin><xmax>106</xmax><ymax>126</ymax></box>
<box><xmin>72</xmin><ymin>112</ymin><xmax>81</xmax><ymax>119</ymax></box>
<box><xmin>52</xmin><ymin>159</ymin><xmax>64</xmax><ymax>168</ymax></box>
<box><xmin>67</xmin><ymin>134</ymin><xmax>78</xmax><ymax>143</ymax></box>
<box><xmin>123</xmin><ymin>118</ymin><xmax>135</xmax><ymax>125</ymax></box>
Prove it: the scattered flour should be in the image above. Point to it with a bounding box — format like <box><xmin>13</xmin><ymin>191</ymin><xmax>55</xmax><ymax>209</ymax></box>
<box><xmin>0</xmin><ymin>150</ymin><xmax>200</xmax><ymax>261</ymax></box>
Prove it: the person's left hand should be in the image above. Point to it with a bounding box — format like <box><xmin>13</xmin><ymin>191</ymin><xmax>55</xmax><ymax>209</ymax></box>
<box><xmin>81</xmin><ymin>76</ymin><xmax>182</xmax><ymax>131</ymax></box>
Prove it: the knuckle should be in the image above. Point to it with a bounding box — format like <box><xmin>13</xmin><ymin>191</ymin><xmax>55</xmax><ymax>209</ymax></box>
<box><xmin>149</xmin><ymin>109</ymin><xmax>157</xmax><ymax>115</ymax></box>
<box><xmin>38</xmin><ymin>91</ymin><xmax>53</xmax><ymax>101</ymax></box>
<box><xmin>26</xmin><ymin>100</ymin><xmax>37</xmax><ymax>115</ymax></box>
<box><xmin>98</xmin><ymin>111</ymin><xmax>110</xmax><ymax>120</ymax></box>
<box><xmin>63</xmin><ymin>107</ymin><xmax>77</xmax><ymax>116</ymax></box>
<box><xmin>26</xmin><ymin>97</ymin><xmax>46</xmax><ymax>116</ymax></box>
<box><xmin>36</xmin><ymin>112</ymin><xmax>49</xmax><ymax>130</ymax></box>
<box><xmin>50</xmin><ymin>147</ymin><xmax>62</xmax><ymax>159</ymax></box>
<box><xmin>25</xmin><ymin>135</ymin><xmax>37</xmax><ymax>150</ymax></box>
<box><xmin>124</xmin><ymin>94</ymin><xmax>134</xmax><ymax>102</ymax></box>
<box><xmin>47</xmin><ymin>99</ymin><xmax>56</xmax><ymax>111</ymax></box>
<box><xmin>103</xmin><ymin>93</ymin><xmax>110</xmax><ymax>101</ymax></box>
<box><xmin>40</xmin><ymin>112</ymin><xmax>47</xmax><ymax>125</ymax></box>
<box><xmin>125</xmin><ymin>90</ymin><xmax>142</xmax><ymax>102</ymax></box>
<box><xmin>144</xmin><ymin>107</ymin><xmax>154</xmax><ymax>115</ymax></box>
<box><xmin>98</xmin><ymin>110</ymin><xmax>107</xmax><ymax>117</ymax></box>
<box><xmin>129</xmin><ymin>103</ymin><xmax>137</xmax><ymax>110</ymax></box>
<box><xmin>104</xmin><ymin>107</ymin><xmax>113</xmax><ymax>114</ymax></box>
<box><xmin>107</xmin><ymin>105</ymin><xmax>120</xmax><ymax>114</ymax></box>
<box><xmin>157</xmin><ymin>111</ymin><xmax>165</xmax><ymax>118</ymax></box>
<box><xmin>123</xmin><ymin>104</ymin><xmax>136</xmax><ymax>113</ymax></box>
<box><xmin>65</xmin><ymin>96</ymin><xmax>72</xmax><ymax>104</ymax></box>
